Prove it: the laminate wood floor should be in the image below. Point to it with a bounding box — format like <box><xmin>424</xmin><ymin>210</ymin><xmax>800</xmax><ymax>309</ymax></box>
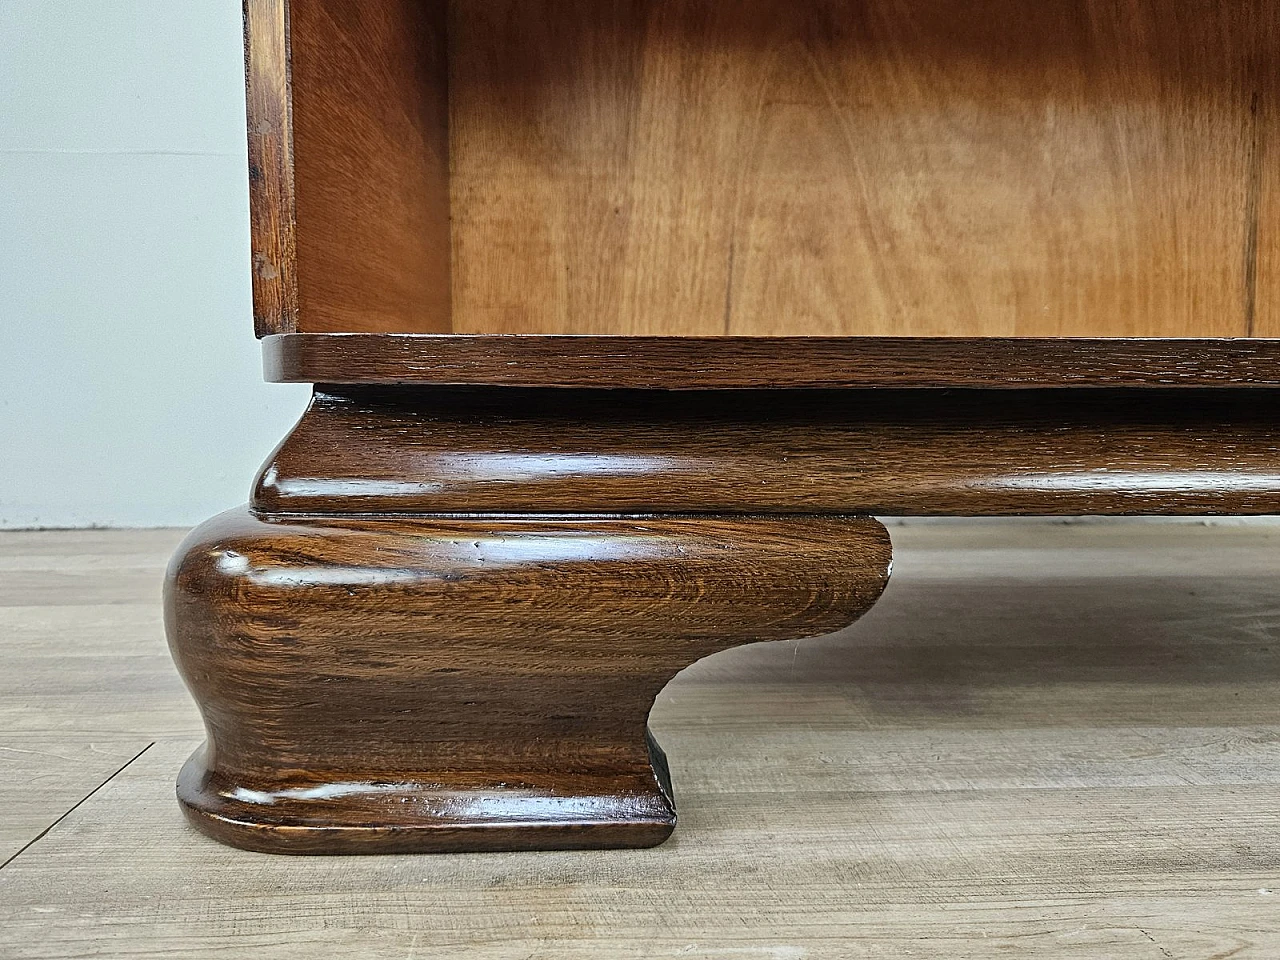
<box><xmin>1</xmin><ymin>521</ymin><xmax>1278</xmax><ymax>959</ymax></box>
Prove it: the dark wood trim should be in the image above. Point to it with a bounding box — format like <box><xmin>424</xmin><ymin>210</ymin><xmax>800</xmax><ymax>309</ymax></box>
<box><xmin>253</xmin><ymin>386</ymin><xmax>1280</xmax><ymax>517</ymax></box>
<box><xmin>167</xmin><ymin>509</ymin><xmax>890</xmax><ymax>854</ymax></box>
<box><xmin>176</xmin><ymin>376</ymin><xmax>1280</xmax><ymax>854</ymax></box>
<box><xmin>264</xmin><ymin>334</ymin><xmax>1280</xmax><ymax>388</ymax></box>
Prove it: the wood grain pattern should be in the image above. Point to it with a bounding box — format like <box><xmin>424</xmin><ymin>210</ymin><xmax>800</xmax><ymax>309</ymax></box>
<box><xmin>165</xmin><ymin>509</ymin><xmax>890</xmax><ymax>854</ymax></box>
<box><xmin>5</xmin><ymin>523</ymin><xmax>1280</xmax><ymax>957</ymax></box>
<box><xmin>254</xmin><ymin>386</ymin><xmax>1280</xmax><ymax>517</ymax></box>
<box><xmin>247</xmin><ymin>0</ymin><xmax>1274</xmax><ymax>338</ymax></box>
<box><xmin>271</xmin><ymin>0</ymin><xmax>452</xmax><ymax>334</ymax></box>
<box><xmin>0</xmin><ymin>529</ymin><xmax>201</xmax><ymax>742</ymax></box>
<box><xmin>1254</xmin><ymin>12</ymin><xmax>1280</xmax><ymax>337</ymax></box>
<box><xmin>0</xmin><ymin>533</ymin><xmax>190</xmax><ymax>863</ymax></box>
<box><xmin>243</xmin><ymin>0</ymin><xmax>297</xmax><ymax>335</ymax></box>
<box><xmin>449</xmin><ymin>0</ymin><xmax>1269</xmax><ymax>338</ymax></box>
<box><xmin>0</xmin><ymin>738</ymin><xmax>153</xmax><ymax>863</ymax></box>
<box><xmin>264</xmin><ymin>332</ymin><xmax>1280</xmax><ymax>387</ymax></box>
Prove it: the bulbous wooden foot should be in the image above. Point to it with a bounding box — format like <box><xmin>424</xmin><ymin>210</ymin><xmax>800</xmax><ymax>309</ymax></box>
<box><xmin>165</xmin><ymin>508</ymin><xmax>891</xmax><ymax>854</ymax></box>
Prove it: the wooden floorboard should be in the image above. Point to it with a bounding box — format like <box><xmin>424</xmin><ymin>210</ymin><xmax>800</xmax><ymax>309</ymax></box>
<box><xmin>0</xmin><ymin>737</ymin><xmax>153</xmax><ymax>864</ymax></box>
<box><xmin>1</xmin><ymin>521</ymin><xmax>1278</xmax><ymax>958</ymax></box>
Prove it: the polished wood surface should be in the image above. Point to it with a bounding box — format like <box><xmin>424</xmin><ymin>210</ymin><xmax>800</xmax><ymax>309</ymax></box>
<box><xmin>451</xmin><ymin>0</ymin><xmax>1271</xmax><ymax>337</ymax></box>
<box><xmin>243</xmin><ymin>0</ymin><xmax>296</xmax><ymax>336</ymax></box>
<box><xmin>7</xmin><ymin>524</ymin><xmax>1280</xmax><ymax>956</ymax></box>
<box><xmin>265</xmin><ymin>333</ymin><xmax>1280</xmax><ymax>387</ymax></box>
<box><xmin>245</xmin><ymin>0</ymin><xmax>452</xmax><ymax>335</ymax></box>
<box><xmin>245</xmin><ymin>0</ymin><xmax>1276</xmax><ymax>338</ymax></box>
<box><xmin>180</xmin><ymin>371</ymin><xmax>1280</xmax><ymax>854</ymax></box>
<box><xmin>166</xmin><ymin>509</ymin><xmax>890</xmax><ymax>854</ymax></box>
<box><xmin>194</xmin><ymin>0</ymin><xmax>1280</xmax><ymax>858</ymax></box>
<box><xmin>255</xmin><ymin>386</ymin><xmax>1280</xmax><ymax>517</ymax></box>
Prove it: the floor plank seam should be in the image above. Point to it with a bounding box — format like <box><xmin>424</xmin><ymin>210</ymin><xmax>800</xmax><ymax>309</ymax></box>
<box><xmin>0</xmin><ymin>741</ymin><xmax>155</xmax><ymax>873</ymax></box>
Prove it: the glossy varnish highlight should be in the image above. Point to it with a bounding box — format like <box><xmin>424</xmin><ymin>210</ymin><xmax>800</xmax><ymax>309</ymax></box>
<box><xmin>168</xmin><ymin>0</ymin><xmax>1280</xmax><ymax>859</ymax></box>
<box><xmin>254</xmin><ymin>386</ymin><xmax>1280</xmax><ymax>517</ymax></box>
<box><xmin>167</xmin><ymin>509</ymin><xmax>891</xmax><ymax>854</ymax></box>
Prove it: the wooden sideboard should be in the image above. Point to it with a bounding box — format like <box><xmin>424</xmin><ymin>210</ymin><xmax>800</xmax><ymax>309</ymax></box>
<box><xmin>164</xmin><ymin>0</ymin><xmax>1280</xmax><ymax>854</ymax></box>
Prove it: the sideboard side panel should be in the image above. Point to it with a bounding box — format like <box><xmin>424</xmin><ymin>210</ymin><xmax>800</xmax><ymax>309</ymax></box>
<box><xmin>244</xmin><ymin>0</ymin><xmax>298</xmax><ymax>336</ymax></box>
<box><xmin>245</xmin><ymin>0</ymin><xmax>453</xmax><ymax>336</ymax></box>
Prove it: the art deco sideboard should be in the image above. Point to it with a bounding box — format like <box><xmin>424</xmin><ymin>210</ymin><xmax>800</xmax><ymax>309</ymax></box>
<box><xmin>165</xmin><ymin>0</ymin><xmax>1280</xmax><ymax>853</ymax></box>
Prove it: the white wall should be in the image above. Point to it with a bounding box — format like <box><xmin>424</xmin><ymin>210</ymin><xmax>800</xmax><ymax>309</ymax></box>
<box><xmin>0</xmin><ymin>0</ymin><xmax>310</xmax><ymax>529</ymax></box>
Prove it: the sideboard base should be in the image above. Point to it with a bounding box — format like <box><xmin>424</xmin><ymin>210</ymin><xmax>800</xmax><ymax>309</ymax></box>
<box><xmin>165</xmin><ymin>508</ymin><xmax>891</xmax><ymax>854</ymax></box>
<box><xmin>176</xmin><ymin>742</ymin><xmax>679</xmax><ymax>855</ymax></box>
<box><xmin>166</xmin><ymin>379</ymin><xmax>1280</xmax><ymax>855</ymax></box>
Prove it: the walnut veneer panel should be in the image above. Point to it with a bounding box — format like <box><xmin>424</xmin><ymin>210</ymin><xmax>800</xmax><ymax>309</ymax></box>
<box><xmin>449</xmin><ymin>0</ymin><xmax>1270</xmax><ymax>337</ymax></box>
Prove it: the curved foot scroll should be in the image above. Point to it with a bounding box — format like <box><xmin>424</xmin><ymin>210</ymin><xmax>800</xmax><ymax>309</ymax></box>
<box><xmin>165</xmin><ymin>509</ymin><xmax>891</xmax><ymax>854</ymax></box>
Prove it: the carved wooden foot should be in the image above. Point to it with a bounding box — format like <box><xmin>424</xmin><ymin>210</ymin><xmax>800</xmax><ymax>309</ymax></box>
<box><xmin>166</xmin><ymin>508</ymin><xmax>891</xmax><ymax>854</ymax></box>
<box><xmin>167</xmin><ymin>379</ymin><xmax>1280</xmax><ymax>853</ymax></box>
